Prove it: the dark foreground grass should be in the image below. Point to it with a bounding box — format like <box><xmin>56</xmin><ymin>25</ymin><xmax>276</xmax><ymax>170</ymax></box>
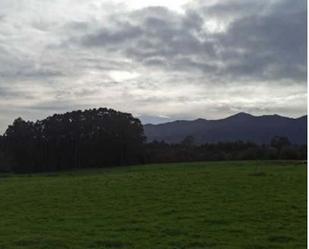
<box><xmin>0</xmin><ymin>161</ymin><xmax>306</xmax><ymax>249</ymax></box>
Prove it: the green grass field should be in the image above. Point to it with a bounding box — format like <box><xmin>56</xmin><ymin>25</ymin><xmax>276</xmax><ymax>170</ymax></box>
<box><xmin>0</xmin><ymin>161</ymin><xmax>306</xmax><ymax>249</ymax></box>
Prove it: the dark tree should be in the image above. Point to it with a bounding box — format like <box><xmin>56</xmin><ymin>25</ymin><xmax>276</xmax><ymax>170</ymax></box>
<box><xmin>1</xmin><ymin>110</ymin><xmax>306</xmax><ymax>173</ymax></box>
<box><xmin>271</xmin><ymin>136</ymin><xmax>291</xmax><ymax>156</ymax></box>
<box><xmin>181</xmin><ymin>135</ymin><xmax>195</xmax><ymax>147</ymax></box>
<box><xmin>3</xmin><ymin>108</ymin><xmax>145</xmax><ymax>173</ymax></box>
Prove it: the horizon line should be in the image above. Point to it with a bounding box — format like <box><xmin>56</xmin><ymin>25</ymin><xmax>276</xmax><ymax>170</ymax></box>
<box><xmin>142</xmin><ymin>112</ymin><xmax>307</xmax><ymax>125</ymax></box>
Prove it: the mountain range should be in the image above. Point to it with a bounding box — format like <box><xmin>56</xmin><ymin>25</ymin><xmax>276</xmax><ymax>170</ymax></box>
<box><xmin>143</xmin><ymin>113</ymin><xmax>307</xmax><ymax>145</ymax></box>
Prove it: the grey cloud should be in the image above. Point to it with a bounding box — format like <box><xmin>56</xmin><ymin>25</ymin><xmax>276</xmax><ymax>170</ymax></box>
<box><xmin>138</xmin><ymin>114</ymin><xmax>172</xmax><ymax>124</ymax></box>
<box><xmin>81</xmin><ymin>23</ymin><xmax>143</xmax><ymax>47</ymax></box>
<box><xmin>80</xmin><ymin>6</ymin><xmax>214</xmax><ymax>68</ymax></box>
<box><xmin>77</xmin><ymin>0</ymin><xmax>306</xmax><ymax>83</ymax></box>
<box><xmin>0</xmin><ymin>43</ymin><xmax>64</xmax><ymax>81</ymax></box>
<box><xmin>197</xmin><ymin>0</ymin><xmax>268</xmax><ymax>19</ymax></box>
<box><xmin>0</xmin><ymin>0</ymin><xmax>306</xmax><ymax>133</ymax></box>
<box><xmin>216</xmin><ymin>0</ymin><xmax>307</xmax><ymax>81</ymax></box>
<box><xmin>0</xmin><ymin>86</ymin><xmax>31</xmax><ymax>98</ymax></box>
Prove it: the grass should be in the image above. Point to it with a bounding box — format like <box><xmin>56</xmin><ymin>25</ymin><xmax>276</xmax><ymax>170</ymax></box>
<box><xmin>0</xmin><ymin>161</ymin><xmax>306</xmax><ymax>249</ymax></box>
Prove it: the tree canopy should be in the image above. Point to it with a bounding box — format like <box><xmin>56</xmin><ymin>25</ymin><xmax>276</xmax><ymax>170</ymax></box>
<box><xmin>2</xmin><ymin>108</ymin><xmax>145</xmax><ymax>172</ymax></box>
<box><xmin>0</xmin><ymin>108</ymin><xmax>306</xmax><ymax>173</ymax></box>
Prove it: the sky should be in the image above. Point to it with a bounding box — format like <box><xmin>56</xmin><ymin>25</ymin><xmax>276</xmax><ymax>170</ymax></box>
<box><xmin>0</xmin><ymin>0</ymin><xmax>307</xmax><ymax>132</ymax></box>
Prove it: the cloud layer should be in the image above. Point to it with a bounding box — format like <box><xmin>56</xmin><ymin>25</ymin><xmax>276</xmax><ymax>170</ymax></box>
<box><xmin>0</xmin><ymin>0</ymin><xmax>307</xmax><ymax>132</ymax></box>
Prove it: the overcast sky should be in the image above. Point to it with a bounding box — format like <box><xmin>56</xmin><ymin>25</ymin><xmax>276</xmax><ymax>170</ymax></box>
<box><xmin>0</xmin><ymin>0</ymin><xmax>307</xmax><ymax>132</ymax></box>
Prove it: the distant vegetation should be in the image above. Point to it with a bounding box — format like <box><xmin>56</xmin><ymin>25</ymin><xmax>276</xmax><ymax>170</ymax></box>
<box><xmin>145</xmin><ymin>136</ymin><xmax>307</xmax><ymax>163</ymax></box>
<box><xmin>0</xmin><ymin>108</ymin><xmax>306</xmax><ymax>173</ymax></box>
<box><xmin>144</xmin><ymin>112</ymin><xmax>307</xmax><ymax>144</ymax></box>
<box><xmin>0</xmin><ymin>108</ymin><xmax>145</xmax><ymax>173</ymax></box>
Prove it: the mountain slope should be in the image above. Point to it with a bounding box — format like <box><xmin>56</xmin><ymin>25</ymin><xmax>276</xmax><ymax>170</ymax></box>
<box><xmin>143</xmin><ymin>113</ymin><xmax>307</xmax><ymax>144</ymax></box>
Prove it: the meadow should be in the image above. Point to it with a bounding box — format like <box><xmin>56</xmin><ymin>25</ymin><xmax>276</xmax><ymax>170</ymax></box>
<box><xmin>0</xmin><ymin>161</ymin><xmax>306</xmax><ymax>249</ymax></box>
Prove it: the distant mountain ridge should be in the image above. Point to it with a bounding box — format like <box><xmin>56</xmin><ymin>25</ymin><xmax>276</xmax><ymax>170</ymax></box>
<box><xmin>143</xmin><ymin>113</ymin><xmax>307</xmax><ymax>145</ymax></box>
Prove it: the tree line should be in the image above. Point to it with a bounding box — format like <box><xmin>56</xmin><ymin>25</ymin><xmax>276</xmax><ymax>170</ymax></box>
<box><xmin>0</xmin><ymin>108</ymin><xmax>145</xmax><ymax>172</ymax></box>
<box><xmin>0</xmin><ymin>108</ymin><xmax>306</xmax><ymax>173</ymax></box>
<box><xmin>145</xmin><ymin>136</ymin><xmax>306</xmax><ymax>163</ymax></box>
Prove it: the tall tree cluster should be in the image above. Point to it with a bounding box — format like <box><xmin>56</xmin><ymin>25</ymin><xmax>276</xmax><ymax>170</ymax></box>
<box><xmin>1</xmin><ymin>108</ymin><xmax>145</xmax><ymax>172</ymax></box>
<box><xmin>0</xmin><ymin>108</ymin><xmax>306</xmax><ymax>173</ymax></box>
